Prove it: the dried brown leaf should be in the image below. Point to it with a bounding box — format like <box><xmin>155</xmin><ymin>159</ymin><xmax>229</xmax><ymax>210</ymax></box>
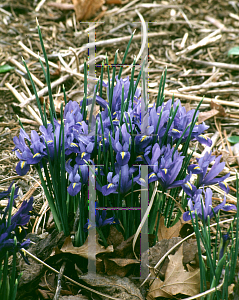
<box><xmin>107</xmin><ymin>225</ymin><xmax>124</xmax><ymax>249</ymax></box>
<box><xmin>60</xmin><ymin>236</ymin><xmax>113</xmax><ymax>260</ymax></box>
<box><xmin>108</xmin><ymin>258</ymin><xmax>139</xmax><ymax>267</ymax></box>
<box><xmin>210</xmin><ymin>100</ymin><xmax>226</xmax><ymax>116</ymax></box>
<box><xmin>157</xmin><ymin>216</ymin><xmax>182</xmax><ymax>242</ymax></box>
<box><xmin>148</xmin><ymin>245</ymin><xmax>200</xmax><ymax>298</ymax></box>
<box><xmin>198</xmin><ymin>108</ymin><xmax>219</xmax><ymax>123</ymax></box>
<box><xmin>72</xmin><ymin>0</ymin><xmax>105</xmax><ymax>21</ymax></box>
<box><xmin>104</xmin><ymin>258</ymin><xmax>139</xmax><ymax>277</ymax></box>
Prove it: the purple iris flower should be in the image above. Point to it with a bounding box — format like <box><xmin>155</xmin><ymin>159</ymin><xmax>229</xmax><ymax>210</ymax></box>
<box><xmin>66</xmin><ymin>160</ymin><xmax>82</xmax><ymax>196</ymax></box>
<box><xmin>13</xmin><ymin>129</ymin><xmax>31</xmax><ymax>175</ymax></box>
<box><xmin>65</xmin><ymin>132</ymin><xmax>80</xmax><ymax>156</ymax></box>
<box><xmin>101</xmin><ymin>164</ymin><xmax>140</xmax><ymax>196</ymax></box>
<box><xmin>149</xmin><ymin>105</ymin><xmax>168</xmax><ymax>141</ymax></box>
<box><xmin>183</xmin><ymin>188</ymin><xmax>237</xmax><ymax>222</ymax></box>
<box><xmin>13</xmin><ymin>128</ymin><xmax>30</xmax><ymax>153</ymax></box>
<box><xmin>75</xmin><ymin>141</ymin><xmax>94</xmax><ymax>165</ymax></box>
<box><xmin>14</xmin><ymin>128</ymin><xmax>48</xmax><ymax>175</ymax></box>
<box><xmin>134</xmin><ymin>126</ymin><xmax>154</xmax><ymax>153</ymax></box>
<box><xmin>11</xmin><ymin>197</ymin><xmax>33</xmax><ymax>228</ymax></box>
<box><xmin>15</xmin><ymin>150</ymin><xmax>32</xmax><ymax>176</ymax></box>
<box><xmin>188</xmin><ymin>152</ymin><xmax>230</xmax><ymax>193</ymax></box>
<box><xmin>64</xmin><ymin>100</ymin><xmax>84</xmax><ymax>126</ymax></box>
<box><xmin>83</xmin><ymin>201</ymin><xmax>119</xmax><ymax>232</ymax></box>
<box><xmin>111</xmin><ymin>125</ymin><xmax>131</xmax><ymax>166</ymax></box>
<box><xmin>145</xmin><ymin>144</ymin><xmax>187</xmax><ymax>191</ymax></box>
<box><xmin>0</xmin><ymin>181</ymin><xmax>19</xmax><ymax>200</ymax></box>
<box><xmin>148</xmin><ymin>99</ymin><xmax>212</xmax><ymax>146</ymax></box>
<box><xmin>96</xmin><ymin>129</ymin><xmax>110</xmax><ymax>151</ymax></box>
<box><xmin>0</xmin><ymin>184</ymin><xmax>32</xmax><ymax>261</ymax></box>
<box><xmin>40</xmin><ymin>121</ymin><xmax>62</xmax><ymax>159</ymax></box>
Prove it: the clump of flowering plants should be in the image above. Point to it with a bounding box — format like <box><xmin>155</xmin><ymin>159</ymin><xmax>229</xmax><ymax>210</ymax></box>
<box><xmin>0</xmin><ymin>182</ymin><xmax>32</xmax><ymax>300</ymax></box>
<box><xmin>13</xmin><ymin>23</ymin><xmax>239</xmax><ymax>298</ymax></box>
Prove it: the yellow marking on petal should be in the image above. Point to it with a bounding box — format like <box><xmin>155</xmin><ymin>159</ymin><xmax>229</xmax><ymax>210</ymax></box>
<box><xmin>172</xmin><ymin>129</ymin><xmax>180</xmax><ymax>132</ymax></box>
<box><xmin>18</xmin><ymin>226</ymin><xmax>22</xmax><ymax>233</ymax></box>
<box><xmin>107</xmin><ymin>183</ymin><xmax>113</xmax><ymax>189</ymax></box>
<box><xmin>113</xmin><ymin>112</ymin><xmax>117</xmax><ymax>115</ymax></box>
<box><xmin>141</xmin><ymin>135</ymin><xmax>147</xmax><ymax>142</ymax></box>
<box><xmin>195</xmin><ymin>122</ymin><xmax>199</xmax><ymax>125</ymax></box>
<box><xmin>199</xmin><ymin>134</ymin><xmax>208</xmax><ymax>140</ymax></box>
<box><xmin>121</xmin><ymin>152</ymin><xmax>125</xmax><ymax>159</ymax></box>
<box><xmin>47</xmin><ymin>140</ymin><xmax>53</xmax><ymax>143</ymax></box>
<box><xmin>73</xmin><ymin>183</ymin><xmax>76</xmax><ymax>189</ymax></box>
<box><xmin>113</xmin><ymin>119</ymin><xmax>119</xmax><ymax>122</ymax></box>
<box><xmin>149</xmin><ymin>104</ymin><xmax>153</xmax><ymax>108</ymax></box>
<box><xmin>70</xmin><ymin>143</ymin><xmax>78</xmax><ymax>147</ymax></box>
<box><xmin>139</xmin><ymin>178</ymin><xmax>146</xmax><ymax>183</ymax></box>
<box><xmin>77</xmin><ymin>122</ymin><xmax>82</xmax><ymax>125</ymax></box>
<box><xmin>21</xmin><ymin>161</ymin><xmax>26</xmax><ymax>169</ymax></box>
<box><xmin>185</xmin><ymin>182</ymin><xmax>192</xmax><ymax>190</ymax></box>
<box><xmin>163</xmin><ymin>168</ymin><xmax>167</xmax><ymax>174</ymax></box>
<box><xmin>81</xmin><ymin>152</ymin><xmax>86</xmax><ymax>158</ymax></box>
<box><xmin>88</xmin><ymin>224</ymin><xmax>92</xmax><ymax>229</ymax></box>
<box><xmin>223</xmin><ymin>181</ymin><xmax>228</xmax><ymax>188</ymax></box>
<box><xmin>194</xmin><ymin>166</ymin><xmax>200</xmax><ymax>170</ymax></box>
<box><xmin>149</xmin><ymin>173</ymin><xmax>156</xmax><ymax>179</ymax></box>
<box><xmin>33</xmin><ymin>153</ymin><xmax>40</xmax><ymax>158</ymax></box>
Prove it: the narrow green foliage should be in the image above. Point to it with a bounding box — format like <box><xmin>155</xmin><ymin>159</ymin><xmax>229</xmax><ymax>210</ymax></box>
<box><xmin>118</xmin><ymin>30</ymin><xmax>135</xmax><ymax>80</ymax></box>
<box><xmin>22</xmin><ymin>59</ymin><xmax>46</xmax><ymax>127</ymax></box>
<box><xmin>37</xmin><ymin>20</ymin><xmax>56</xmax><ymax>119</ymax></box>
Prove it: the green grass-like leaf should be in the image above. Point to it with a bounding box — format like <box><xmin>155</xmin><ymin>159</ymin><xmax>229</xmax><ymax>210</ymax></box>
<box><xmin>228</xmin><ymin>46</ymin><xmax>239</xmax><ymax>56</ymax></box>
<box><xmin>227</xmin><ymin>135</ymin><xmax>239</xmax><ymax>144</ymax></box>
<box><xmin>0</xmin><ymin>65</ymin><xmax>14</xmax><ymax>73</ymax></box>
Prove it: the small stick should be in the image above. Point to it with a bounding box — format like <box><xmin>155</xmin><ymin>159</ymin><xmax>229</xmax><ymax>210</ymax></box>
<box><xmin>53</xmin><ymin>262</ymin><xmax>66</xmax><ymax>300</ymax></box>
<box><xmin>205</xmin><ymin>15</ymin><xmax>226</xmax><ymax>30</ymax></box>
<box><xmin>181</xmin><ymin>55</ymin><xmax>239</xmax><ymax>71</ymax></box>
<box><xmin>148</xmin><ymin>88</ymin><xmax>239</xmax><ymax>108</ymax></box>
<box><xmin>5</xmin><ymin>83</ymin><xmax>42</xmax><ymax>125</ymax></box>
<box><xmin>214</xmin><ymin>117</ymin><xmax>226</xmax><ymax>151</ymax></box>
<box><xmin>32</xmin><ymin>200</ymin><xmax>49</xmax><ymax>234</ymax></box>
<box><xmin>205</xmin><ymin>88</ymin><xmax>239</xmax><ymax>94</ymax></box>
<box><xmin>224</xmin><ymin>130</ymin><xmax>234</xmax><ymax>157</ymax></box>
<box><xmin>19</xmin><ymin>118</ymin><xmax>39</xmax><ymax>125</ymax></box>
<box><xmin>178</xmin><ymin>81</ymin><xmax>234</xmax><ymax>92</ymax></box>
<box><xmin>23</xmin><ymin>249</ymin><xmax>124</xmax><ymax>300</ymax></box>
<box><xmin>8</xmin><ymin>58</ymin><xmax>44</xmax><ymax>88</ymax></box>
<box><xmin>176</xmin><ymin>29</ymin><xmax>222</xmax><ymax>56</ymax></box>
<box><xmin>75</xmin><ymin>32</ymin><xmax>172</xmax><ymax>53</ymax></box>
<box><xmin>35</xmin><ymin>0</ymin><xmax>47</xmax><ymax>11</ymax></box>
<box><xmin>18</xmin><ymin>41</ymin><xmax>84</xmax><ymax>79</ymax></box>
<box><xmin>47</xmin><ymin>2</ymin><xmax>74</xmax><ymax>10</ymax></box>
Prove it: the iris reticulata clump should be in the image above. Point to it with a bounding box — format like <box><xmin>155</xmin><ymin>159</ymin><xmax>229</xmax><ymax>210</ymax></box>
<box><xmin>13</xmin><ymin>72</ymin><xmax>236</xmax><ymax>246</ymax></box>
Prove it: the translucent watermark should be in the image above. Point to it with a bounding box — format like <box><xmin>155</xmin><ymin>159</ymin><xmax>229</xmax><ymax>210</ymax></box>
<box><xmin>86</xmin><ymin>21</ymin><xmax>151</xmax><ymax>279</ymax></box>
